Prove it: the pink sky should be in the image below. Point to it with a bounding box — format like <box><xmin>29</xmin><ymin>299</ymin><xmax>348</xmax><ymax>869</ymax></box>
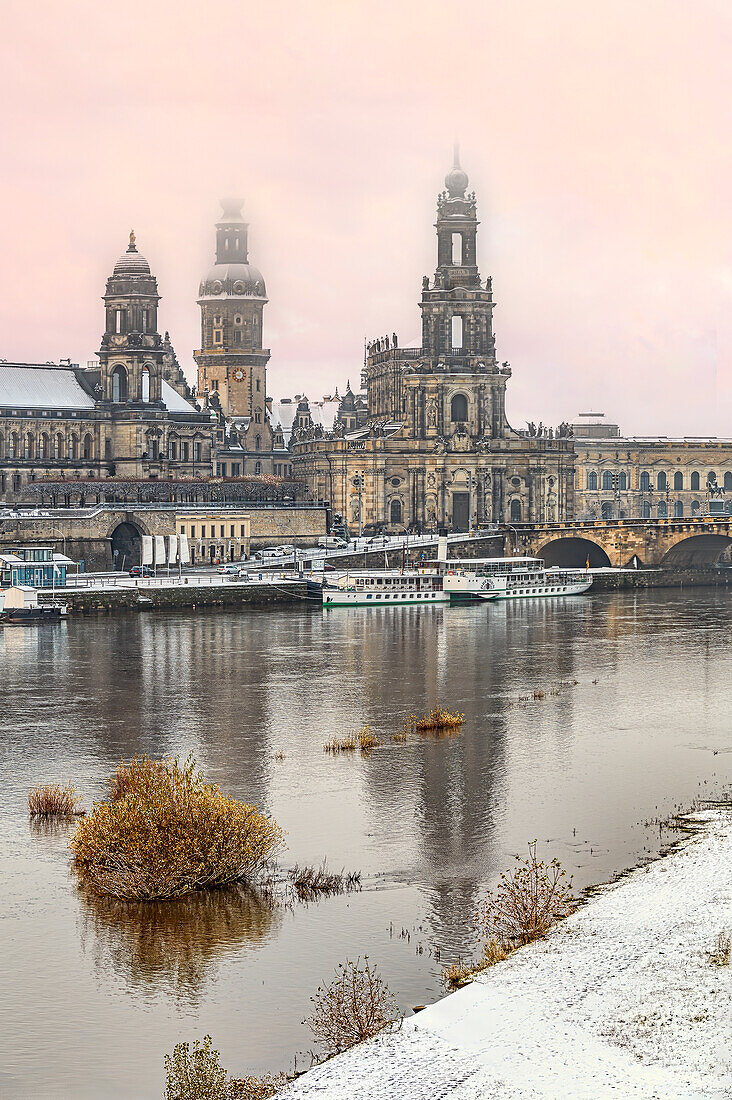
<box><xmin>1</xmin><ymin>0</ymin><xmax>731</xmax><ymax>435</ymax></box>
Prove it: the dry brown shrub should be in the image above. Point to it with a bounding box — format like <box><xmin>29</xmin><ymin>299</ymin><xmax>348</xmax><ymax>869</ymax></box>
<box><xmin>408</xmin><ymin>701</ymin><xmax>464</xmax><ymax>732</ymax></box>
<box><xmin>305</xmin><ymin>956</ymin><xmax>400</xmax><ymax>1055</ymax></box>
<box><xmin>442</xmin><ymin>940</ymin><xmax>514</xmax><ymax>990</ymax></box>
<box><xmin>391</xmin><ymin>727</ymin><xmax>408</xmax><ymax>743</ymax></box>
<box><xmin>357</xmin><ymin>727</ymin><xmax>382</xmax><ymax>753</ymax></box>
<box><xmin>477</xmin><ymin>841</ymin><xmax>575</xmax><ymax>947</ymax></box>
<box><xmin>71</xmin><ymin>755</ymin><xmax>284</xmax><ymax>900</ymax></box>
<box><xmin>28</xmin><ymin>783</ymin><xmax>80</xmax><ymax>817</ymax></box>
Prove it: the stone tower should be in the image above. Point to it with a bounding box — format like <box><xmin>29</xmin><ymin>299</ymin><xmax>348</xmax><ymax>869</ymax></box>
<box><xmin>420</xmin><ymin>146</ymin><xmax>497</xmax><ymax>364</ymax></box>
<box><xmin>194</xmin><ymin>200</ymin><xmax>270</xmax><ymax>426</ymax></box>
<box><xmin>98</xmin><ymin>231</ymin><xmax>164</xmax><ymax>405</ymax></box>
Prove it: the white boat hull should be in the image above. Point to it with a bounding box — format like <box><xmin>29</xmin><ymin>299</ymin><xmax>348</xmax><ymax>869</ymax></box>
<box><xmin>323</xmin><ymin>587</ymin><xmax>450</xmax><ymax>607</ymax></box>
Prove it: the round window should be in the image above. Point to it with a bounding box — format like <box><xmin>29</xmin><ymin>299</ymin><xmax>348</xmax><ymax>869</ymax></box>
<box><xmin>511</xmin><ymin>477</ymin><xmax>521</xmax><ymax>487</ymax></box>
<box><xmin>233</xmin><ymin>281</ymin><xmax>245</xmax><ymax>294</ymax></box>
<box><xmin>212</xmin><ymin>281</ymin><xmax>223</xmax><ymax>295</ymax></box>
<box><xmin>391</xmin><ymin>477</ymin><xmax>401</xmax><ymax>487</ymax></box>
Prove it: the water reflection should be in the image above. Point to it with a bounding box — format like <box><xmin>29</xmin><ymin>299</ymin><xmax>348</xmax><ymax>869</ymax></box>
<box><xmin>77</xmin><ymin>883</ymin><xmax>282</xmax><ymax>1001</ymax></box>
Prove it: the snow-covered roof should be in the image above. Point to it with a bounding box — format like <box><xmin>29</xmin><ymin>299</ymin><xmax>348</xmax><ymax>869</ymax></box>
<box><xmin>0</xmin><ymin>363</ymin><xmax>95</xmax><ymax>410</ymax></box>
<box><xmin>161</xmin><ymin>381</ymin><xmax>200</xmax><ymax>414</ymax></box>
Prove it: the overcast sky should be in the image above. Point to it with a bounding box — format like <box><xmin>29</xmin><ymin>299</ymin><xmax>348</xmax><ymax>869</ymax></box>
<box><xmin>1</xmin><ymin>0</ymin><xmax>730</xmax><ymax>435</ymax></box>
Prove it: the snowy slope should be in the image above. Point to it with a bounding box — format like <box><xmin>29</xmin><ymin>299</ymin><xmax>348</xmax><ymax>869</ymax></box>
<box><xmin>279</xmin><ymin>810</ymin><xmax>732</xmax><ymax>1100</ymax></box>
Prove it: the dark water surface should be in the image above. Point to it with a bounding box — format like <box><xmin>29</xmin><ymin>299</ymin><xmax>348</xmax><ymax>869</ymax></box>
<box><xmin>2</xmin><ymin>591</ymin><xmax>731</xmax><ymax>1097</ymax></box>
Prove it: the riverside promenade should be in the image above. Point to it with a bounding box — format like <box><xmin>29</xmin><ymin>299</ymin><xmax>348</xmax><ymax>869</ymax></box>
<box><xmin>281</xmin><ymin>810</ymin><xmax>732</xmax><ymax>1100</ymax></box>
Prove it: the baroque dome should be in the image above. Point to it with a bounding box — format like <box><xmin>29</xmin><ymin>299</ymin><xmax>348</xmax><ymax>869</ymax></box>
<box><xmin>113</xmin><ymin>231</ymin><xmax>152</xmax><ymax>276</ymax></box>
<box><xmin>445</xmin><ymin>147</ymin><xmax>468</xmax><ymax>198</ymax></box>
<box><xmin>199</xmin><ymin>262</ymin><xmax>266</xmax><ymax>298</ymax></box>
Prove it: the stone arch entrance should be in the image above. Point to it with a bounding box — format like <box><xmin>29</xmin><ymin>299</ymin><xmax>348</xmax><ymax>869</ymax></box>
<box><xmin>539</xmin><ymin>537</ymin><xmax>611</xmax><ymax>568</ymax></box>
<box><xmin>660</xmin><ymin>534</ymin><xmax>732</xmax><ymax>568</ymax></box>
<box><xmin>110</xmin><ymin>521</ymin><xmax>143</xmax><ymax>570</ymax></box>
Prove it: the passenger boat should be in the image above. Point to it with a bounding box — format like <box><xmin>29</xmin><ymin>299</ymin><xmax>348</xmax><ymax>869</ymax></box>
<box><xmin>432</xmin><ymin>557</ymin><xmax>593</xmax><ymax>601</ymax></box>
<box><xmin>322</xmin><ymin>569</ymin><xmax>459</xmax><ymax>607</ymax></box>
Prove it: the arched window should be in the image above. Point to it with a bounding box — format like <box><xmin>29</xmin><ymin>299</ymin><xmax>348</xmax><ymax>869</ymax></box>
<box><xmin>691</xmin><ymin>499</ymin><xmax>700</xmax><ymax>515</ymax></box>
<box><xmin>657</xmin><ymin>471</ymin><xmax>667</xmax><ymax>490</ymax></box>
<box><xmin>602</xmin><ymin>471</ymin><xmax>613</xmax><ymax>490</ymax></box>
<box><xmin>691</xmin><ymin>471</ymin><xmax>700</xmax><ymax>490</ymax></box>
<box><xmin>55</xmin><ymin>433</ymin><xmax>63</xmax><ymax>460</ymax></box>
<box><xmin>254</xmin><ymin>409</ymin><xmax>261</xmax><ymax>423</ymax></box>
<box><xmin>169</xmin><ymin>438</ymin><xmax>178</xmax><ymax>461</ymax></box>
<box><xmin>255</xmin><ymin>435</ymin><xmax>261</xmax><ymax>451</ymax></box>
<box><xmin>83</xmin><ymin>434</ymin><xmax>93</xmax><ymax>460</ymax></box>
<box><xmin>25</xmin><ymin>433</ymin><xmax>33</xmax><ymax>460</ymax></box>
<box><xmin>39</xmin><ymin>433</ymin><xmax>49</xmax><ymax>459</ymax></box>
<box><xmin>0</xmin><ymin>432</ymin><xmax>3</xmax><ymax>459</ymax></box>
<box><xmin>588</xmin><ymin>471</ymin><xmax>598</xmax><ymax>491</ymax></box>
<box><xmin>450</xmin><ymin>394</ymin><xmax>468</xmax><ymax>422</ymax></box>
<box><xmin>658</xmin><ymin>501</ymin><xmax>667</xmax><ymax>518</ymax></box>
<box><xmin>642</xmin><ymin>500</ymin><xmax>651</xmax><ymax>518</ymax></box>
<box><xmin>390</xmin><ymin>498</ymin><xmax>402</xmax><ymax>525</ymax></box>
<box><xmin>601</xmin><ymin>501</ymin><xmax>613</xmax><ymax>519</ymax></box>
<box><xmin>254</xmin><ymin>460</ymin><xmax>262</xmax><ymax>475</ymax></box>
<box><xmin>674</xmin><ymin>500</ymin><xmax>683</xmax><ymax>518</ymax></box>
<box><xmin>112</xmin><ymin>365</ymin><xmax>127</xmax><ymax>403</ymax></box>
<box><xmin>451</xmin><ymin>232</ymin><xmax>463</xmax><ymax>264</ymax></box>
<box><xmin>9</xmin><ymin>432</ymin><xmax>18</xmax><ymax>459</ymax></box>
<box><xmin>619</xmin><ymin>471</ymin><xmax>627</xmax><ymax>490</ymax></box>
<box><xmin>725</xmin><ymin>472</ymin><xmax>732</xmax><ymax>492</ymax></box>
<box><xmin>69</xmin><ymin>435</ymin><xmax>77</xmax><ymax>460</ymax></box>
<box><xmin>674</xmin><ymin>471</ymin><xmax>683</xmax><ymax>490</ymax></box>
<box><xmin>451</xmin><ymin>315</ymin><xmax>463</xmax><ymax>349</ymax></box>
<box><xmin>141</xmin><ymin>367</ymin><xmax>150</xmax><ymax>403</ymax></box>
<box><xmin>640</xmin><ymin>471</ymin><xmax>650</xmax><ymax>491</ymax></box>
<box><xmin>510</xmin><ymin>498</ymin><xmax>522</xmax><ymax>522</ymax></box>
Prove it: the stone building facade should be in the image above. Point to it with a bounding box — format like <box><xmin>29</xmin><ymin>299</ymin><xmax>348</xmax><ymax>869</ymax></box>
<box><xmin>291</xmin><ymin>153</ymin><xmax>575</xmax><ymax>532</ymax></box>
<box><xmin>0</xmin><ymin>234</ymin><xmax>214</xmax><ymax>501</ymax></box>
<box><xmin>571</xmin><ymin>414</ymin><xmax>732</xmax><ymax>520</ymax></box>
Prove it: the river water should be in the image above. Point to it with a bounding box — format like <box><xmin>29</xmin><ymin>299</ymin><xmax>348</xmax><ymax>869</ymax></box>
<box><xmin>1</xmin><ymin>590</ymin><xmax>731</xmax><ymax>1097</ymax></box>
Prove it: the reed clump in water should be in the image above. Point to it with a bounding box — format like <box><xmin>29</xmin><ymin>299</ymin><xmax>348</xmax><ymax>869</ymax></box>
<box><xmin>324</xmin><ymin>726</ymin><xmax>382</xmax><ymax>755</ymax></box>
<box><xmin>290</xmin><ymin>861</ymin><xmax>361</xmax><ymax>900</ymax></box>
<box><xmin>407</xmin><ymin>701</ymin><xmax>465</xmax><ymax>732</ymax></box>
<box><xmin>71</xmin><ymin>755</ymin><xmax>284</xmax><ymax>901</ymax></box>
<box><xmin>28</xmin><ymin>782</ymin><xmax>81</xmax><ymax>817</ymax></box>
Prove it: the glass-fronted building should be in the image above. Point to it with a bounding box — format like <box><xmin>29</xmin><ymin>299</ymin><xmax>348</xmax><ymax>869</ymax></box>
<box><xmin>0</xmin><ymin>546</ymin><xmax>67</xmax><ymax>588</ymax></box>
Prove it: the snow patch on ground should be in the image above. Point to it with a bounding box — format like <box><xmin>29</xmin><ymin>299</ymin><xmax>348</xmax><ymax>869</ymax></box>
<box><xmin>279</xmin><ymin>810</ymin><xmax>732</xmax><ymax>1099</ymax></box>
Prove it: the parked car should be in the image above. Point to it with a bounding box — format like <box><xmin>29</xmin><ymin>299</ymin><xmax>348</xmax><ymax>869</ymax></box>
<box><xmin>218</xmin><ymin>563</ymin><xmax>240</xmax><ymax>574</ymax></box>
<box><xmin>129</xmin><ymin>565</ymin><xmax>153</xmax><ymax>578</ymax></box>
<box><xmin>318</xmin><ymin>536</ymin><xmax>348</xmax><ymax>550</ymax></box>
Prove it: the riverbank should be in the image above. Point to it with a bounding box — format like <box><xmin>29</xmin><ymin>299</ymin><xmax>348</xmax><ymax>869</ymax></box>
<box><xmin>280</xmin><ymin>808</ymin><xmax>732</xmax><ymax>1099</ymax></box>
<box><xmin>37</xmin><ymin>576</ymin><xmax>313</xmax><ymax>613</ymax></box>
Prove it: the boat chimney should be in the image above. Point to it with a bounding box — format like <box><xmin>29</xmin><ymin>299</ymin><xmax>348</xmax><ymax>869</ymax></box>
<box><xmin>437</xmin><ymin>527</ymin><xmax>448</xmax><ymax>564</ymax></box>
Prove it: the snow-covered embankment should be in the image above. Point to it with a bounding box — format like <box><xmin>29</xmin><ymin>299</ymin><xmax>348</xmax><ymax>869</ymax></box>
<box><xmin>280</xmin><ymin>810</ymin><xmax>732</xmax><ymax>1100</ymax></box>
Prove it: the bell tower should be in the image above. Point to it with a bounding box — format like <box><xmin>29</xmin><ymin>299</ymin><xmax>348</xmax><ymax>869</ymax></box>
<box><xmin>98</xmin><ymin>231</ymin><xmax>164</xmax><ymax>405</ymax></box>
<box><xmin>194</xmin><ymin>200</ymin><xmax>270</xmax><ymax>423</ymax></box>
<box><xmin>420</xmin><ymin>148</ymin><xmax>497</xmax><ymax>366</ymax></box>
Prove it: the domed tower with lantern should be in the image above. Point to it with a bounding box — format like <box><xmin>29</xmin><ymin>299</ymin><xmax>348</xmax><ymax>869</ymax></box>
<box><xmin>194</xmin><ymin>200</ymin><xmax>270</xmax><ymax>424</ymax></box>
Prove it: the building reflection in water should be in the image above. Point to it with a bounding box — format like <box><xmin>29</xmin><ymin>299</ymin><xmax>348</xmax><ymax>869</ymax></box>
<box><xmin>77</xmin><ymin>882</ymin><xmax>282</xmax><ymax>1002</ymax></box>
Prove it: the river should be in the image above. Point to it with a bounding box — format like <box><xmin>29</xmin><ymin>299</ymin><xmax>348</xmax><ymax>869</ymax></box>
<box><xmin>1</xmin><ymin>590</ymin><xmax>731</xmax><ymax>1097</ymax></box>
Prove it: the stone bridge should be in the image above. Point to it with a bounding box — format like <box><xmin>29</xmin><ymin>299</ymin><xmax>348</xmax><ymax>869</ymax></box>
<box><xmin>506</xmin><ymin>517</ymin><xmax>732</xmax><ymax>568</ymax></box>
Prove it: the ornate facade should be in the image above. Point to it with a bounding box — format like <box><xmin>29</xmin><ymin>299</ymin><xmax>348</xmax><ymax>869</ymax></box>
<box><xmin>291</xmin><ymin>153</ymin><xmax>575</xmax><ymax>532</ymax></box>
<box><xmin>0</xmin><ymin>234</ymin><xmax>214</xmax><ymax>501</ymax></box>
<box><xmin>571</xmin><ymin>414</ymin><xmax>732</xmax><ymax>520</ymax></box>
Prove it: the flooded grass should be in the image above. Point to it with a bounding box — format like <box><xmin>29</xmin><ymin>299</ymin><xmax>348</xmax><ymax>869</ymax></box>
<box><xmin>28</xmin><ymin>783</ymin><xmax>81</xmax><ymax>818</ymax></box>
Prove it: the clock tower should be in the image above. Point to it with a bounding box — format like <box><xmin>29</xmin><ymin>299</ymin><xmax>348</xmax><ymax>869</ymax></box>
<box><xmin>194</xmin><ymin>199</ymin><xmax>270</xmax><ymax>424</ymax></box>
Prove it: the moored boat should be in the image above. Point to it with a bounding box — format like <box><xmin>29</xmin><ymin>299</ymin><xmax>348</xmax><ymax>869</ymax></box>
<box><xmin>0</xmin><ymin>585</ymin><xmax>67</xmax><ymax>624</ymax></box>
<box><xmin>322</xmin><ymin>569</ymin><xmax>457</xmax><ymax>607</ymax></box>
<box><xmin>432</xmin><ymin>556</ymin><xmax>593</xmax><ymax>601</ymax></box>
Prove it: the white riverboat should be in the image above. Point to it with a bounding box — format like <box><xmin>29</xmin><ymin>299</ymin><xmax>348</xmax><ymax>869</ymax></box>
<box><xmin>433</xmin><ymin>556</ymin><xmax>593</xmax><ymax>601</ymax></box>
<box><xmin>322</xmin><ymin>569</ymin><xmax>460</xmax><ymax>607</ymax></box>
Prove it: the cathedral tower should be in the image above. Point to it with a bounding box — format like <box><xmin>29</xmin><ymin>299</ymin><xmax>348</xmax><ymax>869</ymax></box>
<box><xmin>98</xmin><ymin>231</ymin><xmax>164</xmax><ymax>405</ymax></box>
<box><xmin>420</xmin><ymin>147</ymin><xmax>497</xmax><ymax>364</ymax></box>
<box><xmin>194</xmin><ymin>200</ymin><xmax>270</xmax><ymax>425</ymax></box>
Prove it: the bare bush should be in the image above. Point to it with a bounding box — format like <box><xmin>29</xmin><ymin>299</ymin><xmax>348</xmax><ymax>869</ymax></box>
<box><xmin>477</xmin><ymin>841</ymin><xmax>574</xmax><ymax>947</ymax></box>
<box><xmin>707</xmin><ymin>930</ymin><xmax>731</xmax><ymax>967</ymax></box>
<box><xmin>71</xmin><ymin>755</ymin><xmax>283</xmax><ymax>900</ymax></box>
<box><xmin>305</xmin><ymin>957</ymin><xmax>400</xmax><ymax>1055</ymax></box>
<box><xmin>108</xmin><ymin>756</ymin><xmax>172</xmax><ymax>801</ymax></box>
<box><xmin>28</xmin><ymin>783</ymin><xmax>80</xmax><ymax>817</ymax></box>
<box><xmin>229</xmin><ymin>1075</ymin><xmax>286</xmax><ymax>1099</ymax></box>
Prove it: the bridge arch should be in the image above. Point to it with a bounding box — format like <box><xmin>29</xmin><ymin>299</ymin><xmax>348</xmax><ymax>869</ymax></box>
<box><xmin>659</xmin><ymin>533</ymin><xmax>732</xmax><ymax>568</ymax></box>
<box><xmin>538</xmin><ymin>536</ymin><xmax>611</xmax><ymax>568</ymax></box>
